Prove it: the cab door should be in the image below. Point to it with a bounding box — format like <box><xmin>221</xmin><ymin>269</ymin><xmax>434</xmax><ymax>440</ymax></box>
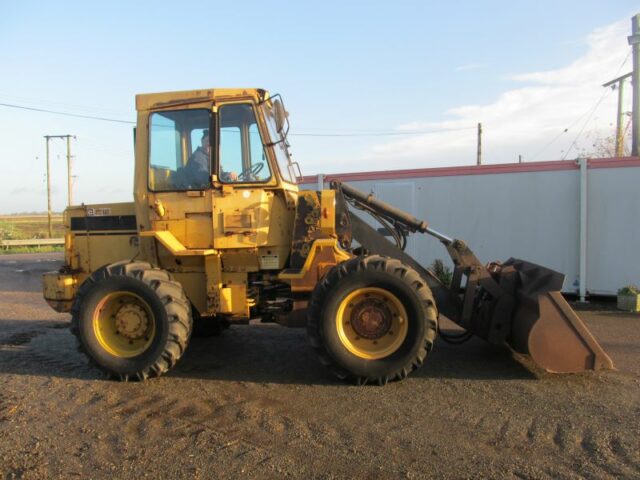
<box><xmin>147</xmin><ymin>106</ymin><xmax>215</xmax><ymax>249</ymax></box>
<box><xmin>211</xmin><ymin>102</ymin><xmax>278</xmax><ymax>251</ymax></box>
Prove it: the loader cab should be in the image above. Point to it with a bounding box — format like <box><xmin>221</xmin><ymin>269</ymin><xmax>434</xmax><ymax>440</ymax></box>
<box><xmin>134</xmin><ymin>89</ymin><xmax>299</xmax><ymax>278</ymax></box>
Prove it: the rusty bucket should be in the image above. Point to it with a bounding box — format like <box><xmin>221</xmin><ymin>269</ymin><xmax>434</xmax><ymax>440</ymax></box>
<box><xmin>502</xmin><ymin>259</ymin><xmax>614</xmax><ymax>373</ymax></box>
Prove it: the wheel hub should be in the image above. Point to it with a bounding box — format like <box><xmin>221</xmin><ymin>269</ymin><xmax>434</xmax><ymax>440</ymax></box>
<box><xmin>350</xmin><ymin>299</ymin><xmax>393</xmax><ymax>339</ymax></box>
<box><xmin>115</xmin><ymin>304</ymin><xmax>149</xmax><ymax>340</ymax></box>
<box><xmin>336</xmin><ymin>287</ymin><xmax>409</xmax><ymax>360</ymax></box>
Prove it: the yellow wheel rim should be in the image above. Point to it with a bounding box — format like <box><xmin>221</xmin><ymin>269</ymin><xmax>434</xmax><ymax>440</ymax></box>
<box><xmin>336</xmin><ymin>287</ymin><xmax>408</xmax><ymax>360</ymax></box>
<box><xmin>92</xmin><ymin>291</ymin><xmax>156</xmax><ymax>358</ymax></box>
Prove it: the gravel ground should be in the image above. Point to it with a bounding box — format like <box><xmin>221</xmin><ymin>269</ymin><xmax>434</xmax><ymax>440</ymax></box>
<box><xmin>0</xmin><ymin>253</ymin><xmax>638</xmax><ymax>479</ymax></box>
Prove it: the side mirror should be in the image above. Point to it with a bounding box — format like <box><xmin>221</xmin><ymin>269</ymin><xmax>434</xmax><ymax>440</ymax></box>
<box><xmin>273</xmin><ymin>99</ymin><xmax>287</xmax><ymax>134</ymax></box>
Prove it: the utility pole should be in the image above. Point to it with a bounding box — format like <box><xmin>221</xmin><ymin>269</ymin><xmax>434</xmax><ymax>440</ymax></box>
<box><xmin>43</xmin><ymin>134</ymin><xmax>75</xmax><ymax>238</ymax></box>
<box><xmin>44</xmin><ymin>134</ymin><xmax>76</xmax><ymax>208</ymax></box>
<box><xmin>44</xmin><ymin>137</ymin><xmax>52</xmax><ymax>238</ymax></box>
<box><xmin>603</xmin><ymin>72</ymin><xmax>631</xmax><ymax>157</ymax></box>
<box><xmin>66</xmin><ymin>135</ymin><xmax>73</xmax><ymax>206</ymax></box>
<box><xmin>616</xmin><ymin>78</ymin><xmax>627</xmax><ymax>157</ymax></box>
<box><xmin>629</xmin><ymin>14</ymin><xmax>640</xmax><ymax>156</ymax></box>
<box><xmin>476</xmin><ymin>122</ymin><xmax>482</xmax><ymax>165</ymax></box>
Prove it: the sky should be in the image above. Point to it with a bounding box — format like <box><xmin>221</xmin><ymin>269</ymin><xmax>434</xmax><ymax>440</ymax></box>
<box><xmin>0</xmin><ymin>1</ymin><xmax>637</xmax><ymax>214</ymax></box>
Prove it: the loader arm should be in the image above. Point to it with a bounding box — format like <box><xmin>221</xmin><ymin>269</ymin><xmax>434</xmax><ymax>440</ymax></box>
<box><xmin>331</xmin><ymin>180</ymin><xmax>614</xmax><ymax>373</ymax></box>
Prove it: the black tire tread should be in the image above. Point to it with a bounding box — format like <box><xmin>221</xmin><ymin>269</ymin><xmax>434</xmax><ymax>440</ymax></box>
<box><xmin>307</xmin><ymin>255</ymin><xmax>437</xmax><ymax>385</ymax></box>
<box><xmin>70</xmin><ymin>260</ymin><xmax>192</xmax><ymax>381</ymax></box>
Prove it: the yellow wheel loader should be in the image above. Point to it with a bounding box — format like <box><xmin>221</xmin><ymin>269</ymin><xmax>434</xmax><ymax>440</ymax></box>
<box><xmin>42</xmin><ymin>88</ymin><xmax>613</xmax><ymax>384</ymax></box>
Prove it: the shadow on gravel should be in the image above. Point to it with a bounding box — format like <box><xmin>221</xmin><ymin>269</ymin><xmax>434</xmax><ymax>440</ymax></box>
<box><xmin>0</xmin><ymin>320</ymin><xmax>538</xmax><ymax>384</ymax></box>
<box><xmin>416</xmin><ymin>335</ymin><xmax>538</xmax><ymax>381</ymax></box>
<box><xmin>0</xmin><ymin>319</ymin><xmax>69</xmax><ymax>345</ymax></box>
<box><xmin>0</xmin><ymin>318</ymin><xmax>97</xmax><ymax>380</ymax></box>
<box><xmin>170</xmin><ymin>325</ymin><xmax>538</xmax><ymax>384</ymax></box>
<box><xmin>170</xmin><ymin>326</ymin><xmax>338</xmax><ymax>386</ymax></box>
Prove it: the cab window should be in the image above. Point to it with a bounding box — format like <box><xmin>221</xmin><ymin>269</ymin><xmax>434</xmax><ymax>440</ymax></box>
<box><xmin>149</xmin><ymin>109</ymin><xmax>211</xmax><ymax>191</ymax></box>
<box><xmin>218</xmin><ymin>104</ymin><xmax>271</xmax><ymax>183</ymax></box>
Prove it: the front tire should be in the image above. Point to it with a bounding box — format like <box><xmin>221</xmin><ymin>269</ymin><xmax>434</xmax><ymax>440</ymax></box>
<box><xmin>307</xmin><ymin>255</ymin><xmax>438</xmax><ymax>385</ymax></box>
<box><xmin>70</xmin><ymin>261</ymin><xmax>192</xmax><ymax>381</ymax></box>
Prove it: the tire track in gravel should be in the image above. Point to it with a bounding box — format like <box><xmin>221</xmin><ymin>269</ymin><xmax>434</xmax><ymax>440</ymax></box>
<box><xmin>0</xmin><ymin>319</ymin><xmax>362</xmax><ymax>475</ymax></box>
<box><xmin>475</xmin><ymin>410</ymin><xmax>640</xmax><ymax>478</ymax></box>
<box><xmin>0</xmin><ymin>392</ymin><xmax>8</xmax><ymax>422</ymax></box>
<box><xmin>5</xmin><ymin>319</ymin><xmax>639</xmax><ymax>479</ymax></box>
<box><xmin>80</xmin><ymin>385</ymin><xmax>389</xmax><ymax>478</ymax></box>
<box><xmin>423</xmin><ymin>380</ymin><xmax>640</xmax><ymax>479</ymax></box>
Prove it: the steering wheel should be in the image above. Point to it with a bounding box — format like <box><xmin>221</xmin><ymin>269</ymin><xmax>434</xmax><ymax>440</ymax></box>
<box><xmin>239</xmin><ymin>162</ymin><xmax>264</xmax><ymax>181</ymax></box>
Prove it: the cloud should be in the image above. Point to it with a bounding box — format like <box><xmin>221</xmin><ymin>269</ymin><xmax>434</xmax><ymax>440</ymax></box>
<box><xmin>10</xmin><ymin>186</ymin><xmax>34</xmax><ymax>195</ymax></box>
<box><xmin>455</xmin><ymin>63</ymin><xmax>486</xmax><ymax>72</ymax></box>
<box><xmin>11</xmin><ymin>185</ymin><xmax>60</xmax><ymax>195</ymax></box>
<box><xmin>509</xmin><ymin>21</ymin><xmax>626</xmax><ymax>86</ymax></box>
<box><xmin>356</xmin><ymin>18</ymin><xmax>629</xmax><ymax>170</ymax></box>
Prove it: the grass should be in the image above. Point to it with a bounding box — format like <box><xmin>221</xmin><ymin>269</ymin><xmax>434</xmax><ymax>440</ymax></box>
<box><xmin>0</xmin><ymin>215</ymin><xmax>65</xmax><ymax>254</ymax></box>
<box><xmin>0</xmin><ymin>215</ymin><xmax>64</xmax><ymax>240</ymax></box>
<box><xmin>618</xmin><ymin>285</ymin><xmax>640</xmax><ymax>296</ymax></box>
<box><xmin>0</xmin><ymin>245</ymin><xmax>64</xmax><ymax>255</ymax></box>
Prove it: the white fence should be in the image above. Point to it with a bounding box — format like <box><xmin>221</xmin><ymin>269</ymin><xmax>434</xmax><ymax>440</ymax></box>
<box><xmin>0</xmin><ymin>238</ymin><xmax>64</xmax><ymax>248</ymax></box>
<box><xmin>301</xmin><ymin>157</ymin><xmax>640</xmax><ymax>296</ymax></box>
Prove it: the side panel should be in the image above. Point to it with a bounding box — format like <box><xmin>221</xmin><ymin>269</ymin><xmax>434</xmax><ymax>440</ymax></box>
<box><xmin>212</xmin><ymin>189</ymin><xmax>294</xmax><ymax>270</ymax></box>
<box><xmin>148</xmin><ymin>191</ymin><xmax>214</xmax><ymax>249</ymax></box>
<box><xmin>213</xmin><ymin>189</ymin><xmax>271</xmax><ymax>249</ymax></box>
<box><xmin>65</xmin><ymin>202</ymin><xmax>139</xmax><ymax>274</ymax></box>
<box><xmin>71</xmin><ymin>236</ymin><xmax>138</xmax><ymax>273</ymax></box>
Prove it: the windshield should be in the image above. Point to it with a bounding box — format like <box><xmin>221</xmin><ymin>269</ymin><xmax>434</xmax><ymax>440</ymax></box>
<box><xmin>218</xmin><ymin>103</ymin><xmax>272</xmax><ymax>184</ymax></box>
<box><xmin>261</xmin><ymin>99</ymin><xmax>297</xmax><ymax>183</ymax></box>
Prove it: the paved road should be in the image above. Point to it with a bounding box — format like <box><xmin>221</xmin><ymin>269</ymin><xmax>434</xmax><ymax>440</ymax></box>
<box><xmin>1</xmin><ymin>253</ymin><xmax>639</xmax><ymax>479</ymax></box>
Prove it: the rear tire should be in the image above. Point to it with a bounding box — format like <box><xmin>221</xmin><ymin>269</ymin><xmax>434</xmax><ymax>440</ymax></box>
<box><xmin>70</xmin><ymin>261</ymin><xmax>192</xmax><ymax>381</ymax></box>
<box><xmin>307</xmin><ymin>255</ymin><xmax>437</xmax><ymax>385</ymax></box>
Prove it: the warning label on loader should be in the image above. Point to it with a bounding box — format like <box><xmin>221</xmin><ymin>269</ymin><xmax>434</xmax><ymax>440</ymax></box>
<box><xmin>260</xmin><ymin>255</ymin><xmax>280</xmax><ymax>269</ymax></box>
<box><xmin>86</xmin><ymin>207</ymin><xmax>111</xmax><ymax>217</ymax></box>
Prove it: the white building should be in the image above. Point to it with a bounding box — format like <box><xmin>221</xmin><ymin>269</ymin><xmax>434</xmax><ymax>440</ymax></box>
<box><xmin>301</xmin><ymin>157</ymin><xmax>640</xmax><ymax>296</ymax></box>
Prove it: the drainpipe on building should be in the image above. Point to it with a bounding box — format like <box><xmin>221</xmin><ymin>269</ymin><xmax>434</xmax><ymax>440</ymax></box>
<box><xmin>629</xmin><ymin>14</ymin><xmax>640</xmax><ymax>156</ymax></box>
<box><xmin>578</xmin><ymin>158</ymin><xmax>588</xmax><ymax>302</ymax></box>
<box><xmin>317</xmin><ymin>173</ymin><xmax>324</xmax><ymax>191</ymax></box>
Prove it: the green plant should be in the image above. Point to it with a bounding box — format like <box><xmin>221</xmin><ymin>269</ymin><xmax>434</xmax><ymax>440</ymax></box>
<box><xmin>430</xmin><ymin>259</ymin><xmax>453</xmax><ymax>287</ymax></box>
<box><xmin>617</xmin><ymin>285</ymin><xmax>640</xmax><ymax>296</ymax></box>
<box><xmin>0</xmin><ymin>220</ymin><xmax>16</xmax><ymax>240</ymax></box>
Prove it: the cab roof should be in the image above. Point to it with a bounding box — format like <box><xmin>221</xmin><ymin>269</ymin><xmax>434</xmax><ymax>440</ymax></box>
<box><xmin>135</xmin><ymin>88</ymin><xmax>267</xmax><ymax>111</ymax></box>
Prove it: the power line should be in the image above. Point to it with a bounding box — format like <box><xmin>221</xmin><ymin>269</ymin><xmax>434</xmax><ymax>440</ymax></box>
<box><xmin>0</xmin><ymin>92</ymin><xmax>132</xmax><ymax>117</ymax></box>
<box><xmin>561</xmin><ymin>52</ymin><xmax>631</xmax><ymax>160</ymax></box>
<box><xmin>527</xmin><ymin>52</ymin><xmax>631</xmax><ymax>162</ymax></box>
<box><xmin>290</xmin><ymin>126</ymin><xmax>477</xmax><ymax>137</ymax></box>
<box><xmin>0</xmin><ymin>102</ymin><xmax>135</xmax><ymax>124</ymax></box>
<box><xmin>561</xmin><ymin>87</ymin><xmax>612</xmax><ymax>160</ymax></box>
<box><xmin>0</xmin><ymin>101</ymin><xmax>480</xmax><ymax>137</ymax></box>
<box><xmin>529</xmin><ymin>127</ymin><xmax>569</xmax><ymax>161</ymax></box>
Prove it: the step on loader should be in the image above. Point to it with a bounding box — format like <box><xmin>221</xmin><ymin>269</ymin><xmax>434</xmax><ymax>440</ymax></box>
<box><xmin>42</xmin><ymin>88</ymin><xmax>613</xmax><ymax>384</ymax></box>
